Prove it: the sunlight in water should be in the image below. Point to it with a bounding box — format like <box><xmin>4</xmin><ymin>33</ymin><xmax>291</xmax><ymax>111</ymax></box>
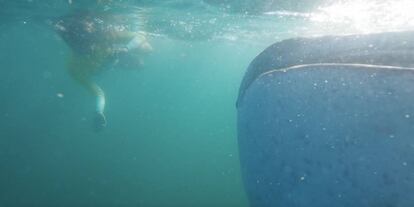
<box><xmin>310</xmin><ymin>0</ymin><xmax>414</xmax><ymax>34</ymax></box>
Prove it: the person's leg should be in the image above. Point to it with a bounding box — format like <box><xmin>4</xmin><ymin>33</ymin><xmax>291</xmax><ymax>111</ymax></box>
<box><xmin>67</xmin><ymin>55</ymin><xmax>107</xmax><ymax>130</ymax></box>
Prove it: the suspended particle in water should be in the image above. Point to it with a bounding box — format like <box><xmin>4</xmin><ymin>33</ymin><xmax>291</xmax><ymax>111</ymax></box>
<box><xmin>56</xmin><ymin>93</ymin><xmax>64</xmax><ymax>98</ymax></box>
<box><xmin>42</xmin><ymin>71</ymin><xmax>52</xmax><ymax>79</ymax></box>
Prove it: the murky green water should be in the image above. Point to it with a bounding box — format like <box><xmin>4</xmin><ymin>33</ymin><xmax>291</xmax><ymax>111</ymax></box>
<box><xmin>1</xmin><ymin>0</ymin><xmax>413</xmax><ymax>206</ymax></box>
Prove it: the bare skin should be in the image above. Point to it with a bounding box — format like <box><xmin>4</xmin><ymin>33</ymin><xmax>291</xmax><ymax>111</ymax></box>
<box><xmin>55</xmin><ymin>9</ymin><xmax>152</xmax><ymax>131</ymax></box>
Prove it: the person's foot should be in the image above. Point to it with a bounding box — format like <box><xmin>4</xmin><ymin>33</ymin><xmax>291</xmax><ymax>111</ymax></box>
<box><xmin>93</xmin><ymin>112</ymin><xmax>107</xmax><ymax>132</ymax></box>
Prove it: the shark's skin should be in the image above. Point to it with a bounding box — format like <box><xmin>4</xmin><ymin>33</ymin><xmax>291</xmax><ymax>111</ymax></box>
<box><xmin>236</xmin><ymin>30</ymin><xmax>414</xmax><ymax>107</ymax></box>
<box><xmin>54</xmin><ymin>10</ymin><xmax>151</xmax><ymax>131</ymax></box>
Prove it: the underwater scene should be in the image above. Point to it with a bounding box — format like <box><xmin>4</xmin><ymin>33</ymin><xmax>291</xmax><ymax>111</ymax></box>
<box><xmin>1</xmin><ymin>0</ymin><xmax>414</xmax><ymax>206</ymax></box>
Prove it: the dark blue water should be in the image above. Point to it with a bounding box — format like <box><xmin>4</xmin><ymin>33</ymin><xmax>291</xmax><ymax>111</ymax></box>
<box><xmin>1</xmin><ymin>0</ymin><xmax>413</xmax><ymax>206</ymax></box>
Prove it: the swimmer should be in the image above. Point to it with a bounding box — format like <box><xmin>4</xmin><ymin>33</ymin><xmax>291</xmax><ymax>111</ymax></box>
<box><xmin>53</xmin><ymin>9</ymin><xmax>152</xmax><ymax>131</ymax></box>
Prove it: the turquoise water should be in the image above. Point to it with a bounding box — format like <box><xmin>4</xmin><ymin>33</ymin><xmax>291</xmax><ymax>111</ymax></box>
<box><xmin>1</xmin><ymin>0</ymin><xmax>413</xmax><ymax>206</ymax></box>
